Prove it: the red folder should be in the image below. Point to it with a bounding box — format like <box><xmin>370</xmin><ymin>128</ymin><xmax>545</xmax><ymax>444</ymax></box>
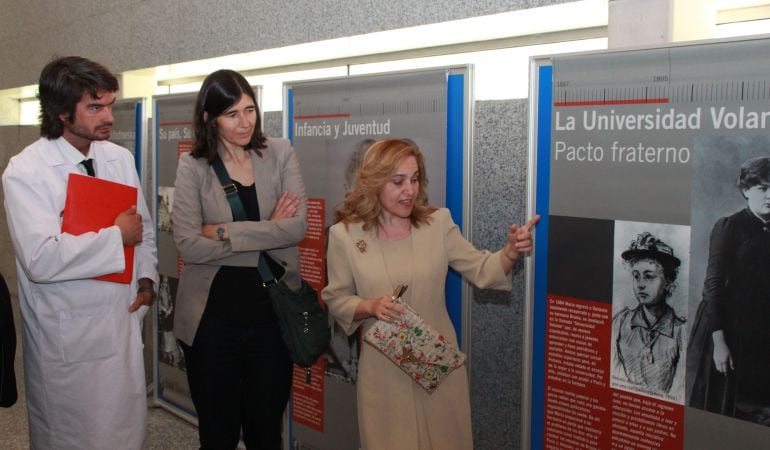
<box><xmin>61</xmin><ymin>173</ymin><xmax>137</xmax><ymax>284</ymax></box>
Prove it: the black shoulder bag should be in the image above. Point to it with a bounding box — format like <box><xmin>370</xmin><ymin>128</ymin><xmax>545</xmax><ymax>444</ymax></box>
<box><xmin>211</xmin><ymin>155</ymin><xmax>330</xmax><ymax>379</ymax></box>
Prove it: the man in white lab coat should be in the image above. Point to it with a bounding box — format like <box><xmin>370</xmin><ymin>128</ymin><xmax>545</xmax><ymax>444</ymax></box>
<box><xmin>2</xmin><ymin>56</ymin><xmax>158</xmax><ymax>449</ymax></box>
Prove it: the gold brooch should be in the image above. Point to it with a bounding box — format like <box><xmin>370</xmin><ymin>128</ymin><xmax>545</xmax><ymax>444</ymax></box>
<box><xmin>355</xmin><ymin>239</ymin><xmax>367</xmax><ymax>253</ymax></box>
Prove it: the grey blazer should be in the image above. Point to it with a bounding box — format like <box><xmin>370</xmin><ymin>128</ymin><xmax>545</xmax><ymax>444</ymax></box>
<box><xmin>172</xmin><ymin>138</ymin><xmax>307</xmax><ymax>345</ymax></box>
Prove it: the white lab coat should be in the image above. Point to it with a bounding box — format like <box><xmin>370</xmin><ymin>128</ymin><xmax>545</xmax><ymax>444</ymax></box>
<box><xmin>2</xmin><ymin>137</ymin><xmax>158</xmax><ymax>450</ymax></box>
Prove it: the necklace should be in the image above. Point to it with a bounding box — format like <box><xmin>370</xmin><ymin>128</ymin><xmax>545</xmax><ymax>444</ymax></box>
<box><xmin>374</xmin><ymin>230</ymin><xmax>414</xmax><ymax>299</ymax></box>
<box><xmin>377</xmin><ymin>219</ymin><xmax>411</xmax><ymax>241</ymax></box>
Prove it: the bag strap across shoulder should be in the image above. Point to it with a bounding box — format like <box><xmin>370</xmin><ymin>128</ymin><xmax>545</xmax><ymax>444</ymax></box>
<box><xmin>211</xmin><ymin>155</ymin><xmax>276</xmax><ymax>286</ymax></box>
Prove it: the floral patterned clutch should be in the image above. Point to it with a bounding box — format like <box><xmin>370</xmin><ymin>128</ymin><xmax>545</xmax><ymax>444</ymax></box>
<box><xmin>363</xmin><ymin>295</ymin><xmax>466</xmax><ymax>394</ymax></box>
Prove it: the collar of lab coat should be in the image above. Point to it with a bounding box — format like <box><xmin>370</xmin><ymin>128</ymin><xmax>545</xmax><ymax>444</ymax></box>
<box><xmin>56</xmin><ymin>137</ymin><xmax>92</xmax><ymax>167</ymax></box>
<box><xmin>50</xmin><ymin>137</ymin><xmax>121</xmax><ymax>180</ymax></box>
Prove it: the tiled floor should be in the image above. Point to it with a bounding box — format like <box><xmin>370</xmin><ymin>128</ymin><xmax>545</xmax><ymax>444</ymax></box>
<box><xmin>0</xmin><ymin>338</ymin><xmax>201</xmax><ymax>449</ymax></box>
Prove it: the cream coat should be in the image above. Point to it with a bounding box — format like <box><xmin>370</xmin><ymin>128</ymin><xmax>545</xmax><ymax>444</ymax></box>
<box><xmin>172</xmin><ymin>138</ymin><xmax>307</xmax><ymax>345</ymax></box>
<box><xmin>323</xmin><ymin>208</ymin><xmax>512</xmax><ymax>450</ymax></box>
<box><xmin>2</xmin><ymin>137</ymin><xmax>158</xmax><ymax>450</ymax></box>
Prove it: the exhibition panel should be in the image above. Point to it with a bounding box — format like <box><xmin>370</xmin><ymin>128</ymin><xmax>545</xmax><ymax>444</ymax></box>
<box><xmin>528</xmin><ymin>36</ymin><xmax>770</xmax><ymax>450</ymax></box>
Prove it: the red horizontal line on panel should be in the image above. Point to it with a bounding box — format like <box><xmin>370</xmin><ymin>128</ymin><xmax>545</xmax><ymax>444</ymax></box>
<box><xmin>158</xmin><ymin>122</ymin><xmax>193</xmax><ymax>126</ymax></box>
<box><xmin>294</xmin><ymin>113</ymin><xmax>351</xmax><ymax>119</ymax></box>
<box><xmin>554</xmin><ymin>98</ymin><xmax>669</xmax><ymax>106</ymax></box>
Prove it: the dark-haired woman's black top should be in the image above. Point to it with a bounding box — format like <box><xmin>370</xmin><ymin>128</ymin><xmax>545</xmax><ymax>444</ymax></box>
<box><xmin>204</xmin><ymin>180</ymin><xmax>284</xmax><ymax>324</ymax></box>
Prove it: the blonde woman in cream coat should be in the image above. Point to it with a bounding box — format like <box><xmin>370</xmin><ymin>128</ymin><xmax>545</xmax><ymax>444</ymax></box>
<box><xmin>323</xmin><ymin>138</ymin><xmax>538</xmax><ymax>450</ymax></box>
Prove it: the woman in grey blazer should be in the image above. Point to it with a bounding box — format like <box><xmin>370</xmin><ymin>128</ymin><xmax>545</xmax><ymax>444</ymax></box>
<box><xmin>172</xmin><ymin>70</ymin><xmax>307</xmax><ymax>449</ymax></box>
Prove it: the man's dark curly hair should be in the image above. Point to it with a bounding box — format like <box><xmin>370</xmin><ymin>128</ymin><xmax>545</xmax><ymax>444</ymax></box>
<box><xmin>38</xmin><ymin>56</ymin><xmax>118</xmax><ymax>139</ymax></box>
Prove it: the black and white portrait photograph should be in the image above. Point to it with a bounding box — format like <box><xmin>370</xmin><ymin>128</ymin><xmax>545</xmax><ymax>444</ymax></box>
<box><xmin>158</xmin><ymin>186</ymin><xmax>174</xmax><ymax>233</ymax></box>
<box><xmin>324</xmin><ymin>324</ymin><xmax>360</xmax><ymax>383</ymax></box>
<box><xmin>686</xmin><ymin>135</ymin><xmax>770</xmax><ymax>426</ymax></box>
<box><xmin>157</xmin><ymin>274</ymin><xmax>185</xmax><ymax>370</ymax></box>
<box><xmin>610</xmin><ymin>221</ymin><xmax>690</xmax><ymax>404</ymax></box>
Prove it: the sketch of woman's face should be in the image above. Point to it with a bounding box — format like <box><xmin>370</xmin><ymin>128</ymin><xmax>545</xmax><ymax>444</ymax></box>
<box><xmin>743</xmin><ymin>182</ymin><xmax>770</xmax><ymax>221</ymax></box>
<box><xmin>630</xmin><ymin>259</ymin><xmax>668</xmax><ymax>307</ymax></box>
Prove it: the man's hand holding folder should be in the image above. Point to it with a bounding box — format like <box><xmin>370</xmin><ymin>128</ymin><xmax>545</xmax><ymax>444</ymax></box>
<box><xmin>115</xmin><ymin>205</ymin><xmax>144</xmax><ymax>247</ymax></box>
<box><xmin>61</xmin><ymin>173</ymin><xmax>140</xmax><ymax>284</ymax></box>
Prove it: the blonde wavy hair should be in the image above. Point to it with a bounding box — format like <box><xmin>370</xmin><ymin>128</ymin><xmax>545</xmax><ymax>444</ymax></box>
<box><xmin>335</xmin><ymin>138</ymin><xmax>437</xmax><ymax>231</ymax></box>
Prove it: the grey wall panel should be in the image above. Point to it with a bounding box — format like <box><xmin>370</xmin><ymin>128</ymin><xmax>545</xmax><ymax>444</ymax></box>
<box><xmin>0</xmin><ymin>0</ymin><xmax>571</xmax><ymax>89</ymax></box>
<box><xmin>263</xmin><ymin>111</ymin><xmax>283</xmax><ymax>140</ymax></box>
<box><xmin>470</xmin><ymin>99</ymin><xmax>529</xmax><ymax>450</ymax></box>
<box><xmin>0</xmin><ymin>0</ymin><xmax>142</xmax><ymax>41</ymax></box>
